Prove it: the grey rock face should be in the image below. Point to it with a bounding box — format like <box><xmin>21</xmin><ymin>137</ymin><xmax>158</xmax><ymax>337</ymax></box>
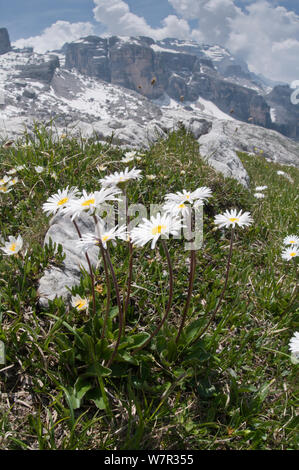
<box><xmin>17</xmin><ymin>55</ymin><xmax>60</xmax><ymax>83</ymax></box>
<box><xmin>65</xmin><ymin>35</ymin><xmax>273</xmax><ymax>132</ymax></box>
<box><xmin>197</xmin><ymin>119</ymin><xmax>299</xmax><ymax>182</ymax></box>
<box><xmin>0</xmin><ymin>28</ymin><xmax>11</xmax><ymax>55</ymax></box>
<box><xmin>38</xmin><ymin>213</ymin><xmax>100</xmax><ymax>307</ymax></box>
<box><xmin>265</xmin><ymin>85</ymin><xmax>299</xmax><ymax>140</ymax></box>
<box><xmin>23</xmin><ymin>87</ymin><xmax>37</xmax><ymax>99</ymax></box>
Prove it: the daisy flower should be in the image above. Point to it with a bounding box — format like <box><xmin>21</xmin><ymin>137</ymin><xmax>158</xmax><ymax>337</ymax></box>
<box><xmin>283</xmin><ymin>235</ymin><xmax>299</xmax><ymax>246</ymax></box>
<box><xmin>121</xmin><ymin>151</ymin><xmax>137</xmax><ymax>163</ymax></box>
<box><xmin>62</xmin><ymin>187</ymin><xmax>121</xmax><ymax>220</ymax></box>
<box><xmin>214</xmin><ymin>209</ymin><xmax>253</xmax><ymax>229</ymax></box>
<box><xmin>164</xmin><ymin>187</ymin><xmax>212</xmax><ymax>205</ymax></box>
<box><xmin>124</xmin><ymin>151</ymin><xmax>137</xmax><ymax>158</ymax></box>
<box><xmin>289</xmin><ymin>332</ymin><xmax>299</xmax><ymax>359</ymax></box>
<box><xmin>1</xmin><ymin>235</ymin><xmax>23</xmax><ymax>255</ymax></box>
<box><xmin>42</xmin><ymin>186</ymin><xmax>80</xmax><ymax>216</ymax></box>
<box><xmin>0</xmin><ymin>184</ymin><xmax>12</xmax><ymax>194</ymax></box>
<box><xmin>281</xmin><ymin>246</ymin><xmax>299</xmax><ymax>261</ymax></box>
<box><xmin>276</xmin><ymin>171</ymin><xmax>294</xmax><ymax>183</ymax></box>
<box><xmin>131</xmin><ymin>212</ymin><xmax>183</xmax><ymax>249</ymax></box>
<box><xmin>0</xmin><ymin>175</ymin><xmax>11</xmax><ymax>185</ymax></box>
<box><xmin>254</xmin><ymin>192</ymin><xmax>265</xmax><ymax>199</ymax></box>
<box><xmin>7</xmin><ymin>177</ymin><xmax>18</xmax><ymax>186</ymax></box>
<box><xmin>71</xmin><ymin>295</ymin><xmax>88</xmax><ymax>311</ymax></box>
<box><xmin>163</xmin><ymin>200</ymin><xmax>194</xmax><ymax>218</ymax></box>
<box><xmin>255</xmin><ymin>186</ymin><xmax>267</xmax><ymax>191</ymax></box>
<box><xmin>99</xmin><ymin>167</ymin><xmax>142</xmax><ymax>187</ymax></box>
<box><xmin>7</xmin><ymin>168</ymin><xmax>17</xmax><ymax>175</ymax></box>
<box><xmin>35</xmin><ymin>166</ymin><xmax>44</xmax><ymax>173</ymax></box>
<box><xmin>77</xmin><ymin>224</ymin><xmax>127</xmax><ymax>250</ymax></box>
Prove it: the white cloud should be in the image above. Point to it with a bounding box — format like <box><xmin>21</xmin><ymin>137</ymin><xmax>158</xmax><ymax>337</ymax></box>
<box><xmin>226</xmin><ymin>1</ymin><xmax>299</xmax><ymax>82</ymax></box>
<box><xmin>92</xmin><ymin>0</ymin><xmax>191</xmax><ymax>40</ymax></box>
<box><xmin>168</xmin><ymin>0</ymin><xmax>299</xmax><ymax>83</ymax></box>
<box><xmin>13</xmin><ymin>21</ymin><xmax>95</xmax><ymax>53</ymax></box>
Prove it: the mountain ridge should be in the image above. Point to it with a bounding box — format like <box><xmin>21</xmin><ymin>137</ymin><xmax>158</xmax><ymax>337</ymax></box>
<box><xmin>0</xmin><ymin>27</ymin><xmax>298</xmax><ymax>187</ymax></box>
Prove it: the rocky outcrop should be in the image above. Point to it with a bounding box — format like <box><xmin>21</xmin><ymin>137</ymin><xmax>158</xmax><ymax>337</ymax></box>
<box><xmin>265</xmin><ymin>85</ymin><xmax>299</xmax><ymax>140</ymax></box>
<box><xmin>38</xmin><ymin>212</ymin><xmax>100</xmax><ymax>307</ymax></box>
<box><xmin>65</xmin><ymin>36</ymin><xmax>272</xmax><ymax>130</ymax></box>
<box><xmin>17</xmin><ymin>55</ymin><xmax>60</xmax><ymax>83</ymax></box>
<box><xmin>0</xmin><ymin>28</ymin><xmax>11</xmax><ymax>55</ymax></box>
<box><xmin>197</xmin><ymin>119</ymin><xmax>299</xmax><ymax>175</ymax></box>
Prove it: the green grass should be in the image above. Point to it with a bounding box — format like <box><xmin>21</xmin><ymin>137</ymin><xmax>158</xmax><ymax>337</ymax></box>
<box><xmin>0</xmin><ymin>125</ymin><xmax>298</xmax><ymax>450</ymax></box>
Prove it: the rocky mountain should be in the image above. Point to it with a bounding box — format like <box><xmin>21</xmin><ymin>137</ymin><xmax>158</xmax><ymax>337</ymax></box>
<box><xmin>65</xmin><ymin>36</ymin><xmax>272</xmax><ymax>130</ymax></box>
<box><xmin>0</xmin><ymin>28</ymin><xmax>11</xmax><ymax>55</ymax></box>
<box><xmin>0</xmin><ymin>27</ymin><xmax>298</xmax><ymax>187</ymax></box>
<box><xmin>64</xmin><ymin>35</ymin><xmax>299</xmax><ymax>140</ymax></box>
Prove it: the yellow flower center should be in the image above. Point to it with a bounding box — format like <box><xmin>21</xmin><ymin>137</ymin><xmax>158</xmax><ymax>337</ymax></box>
<box><xmin>152</xmin><ymin>224</ymin><xmax>166</xmax><ymax>235</ymax></box>
<box><xmin>81</xmin><ymin>198</ymin><xmax>95</xmax><ymax>207</ymax></box>
<box><xmin>58</xmin><ymin>197</ymin><xmax>68</xmax><ymax>206</ymax></box>
<box><xmin>186</xmin><ymin>195</ymin><xmax>190</xmax><ymax>199</ymax></box>
<box><xmin>75</xmin><ymin>299</ymin><xmax>87</xmax><ymax>310</ymax></box>
<box><xmin>10</xmin><ymin>243</ymin><xmax>16</xmax><ymax>252</ymax></box>
<box><xmin>290</xmin><ymin>252</ymin><xmax>296</xmax><ymax>257</ymax></box>
<box><xmin>0</xmin><ymin>186</ymin><xmax>7</xmax><ymax>192</ymax></box>
<box><xmin>290</xmin><ymin>241</ymin><xmax>295</xmax><ymax>244</ymax></box>
<box><xmin>179</xmin><ymin>203</ymin><xmax>185</xmax><ymax>208</ymax></box>
<box><xmin>102</xmin><ymin>235</ymin><xmax>110</xmax><ymax>242</ymax></box>
<box><xmin>229</xmin><ymin>217</ymin><xmax>239</xmax><ymax>222</ymax></box>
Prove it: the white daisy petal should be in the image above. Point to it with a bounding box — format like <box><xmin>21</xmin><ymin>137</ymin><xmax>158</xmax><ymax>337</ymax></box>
<box><xmin>77</xmin><ymin>222</ymin><xmax>127</xmax><ymax>251</ymax></box>
<box><xmin>71</xmin><ymin>295</ymin><xmax>88</xmax><ymax>311</ymax></box>
<box><xmin>255</xmin><ymin>186</ymin><xmax>267</xmax><ymax>191</ymax></box>
<box><xmin>283</xmin><ymin>235</ymin><xmax>299</xmax><ymax>246</ymax></box>
<box><xmin>281</xmin><ymin>246</ymin><xmax>299</xmax><ymax>261</ymax></box>
<box><xmin>42</xmin><ymin>186</ymin><xmax>80</xmax><ymax>216</ymax></box>
<box><xmin>99</xmin><ymin>167</ymin><xmax>142</xmax><ymax>187</ymax></box>
<box><xmin>1</xmin><ymin>235</ymin><xmax>23</xmax><ymax>255</ymax></box>
<box><xmin>214</xmin><ymin>209</ymin><xmax>253</xmax><ymax>229</ymax></box>
<box><xmin>289</xmin><ymin>332</ymin><xmax>299</xmax><ymax>358</ymax></box>
<box><xmin>131</xmin><ymin>212</ymin><xmax>183</xmax><ymax>249</ymax></box>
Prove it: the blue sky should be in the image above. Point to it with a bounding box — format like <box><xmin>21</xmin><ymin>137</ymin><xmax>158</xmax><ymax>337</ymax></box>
<box><xmin>1</xmin><ymin>0</ymin><xmax>299</xmax><ymax>83</ymax></box>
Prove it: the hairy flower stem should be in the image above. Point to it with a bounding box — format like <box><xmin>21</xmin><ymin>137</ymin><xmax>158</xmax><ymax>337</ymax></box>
<box><xmin>280</xmin><ymin>261</ymin><xmax>298</xmax><ymax>316</ymax></box>
<box><xmin>132</xmin><ymin>240</ymin><xmax>173</xmax><ymax>355</ymax></box>
<box><xmin>73</xmin><ymin>219</ymin><xmax>96</xmax><ymax>318</ymax></box>
<box><xmin>195</xmin><ymin>228</ymin><xmax>235</xmax><ymax>342</ymax></box>
<box><xmin>105</xmin><ymin>247</ymin><xmax>124</xmax><ymax>368</ymax></box>
<box><xmin>123</xmin><ymin>189</ymin><xmax>133</xmax><ymax>326</ymax></box>
<box><xmin>175</xmin><ymin>249</ymin><xmax>196</xmax><ymax>344</ymax></box>
<box><xmin>93</xmin><ymin>216</ymin><xmax>111</xmax><ymax>339</ymax></box>
<box><xmin>99</xmin><ymin>245</ymin><xmax>111</xmax><ymax>340</ymax></box>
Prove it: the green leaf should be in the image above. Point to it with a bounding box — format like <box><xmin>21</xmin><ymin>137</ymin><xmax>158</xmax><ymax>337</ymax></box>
<box><xmin>84</xmin><ymin>363</ymin><xmax>112</xmax><ymax>378</ymax></box>
<box><xmin>126</xmin><ymin>332</ymin><xmax>151</xmax><ymax>350</ymax></box>
<box><xmin>74</xmin><ymin>376</ymin><xmax>93</xmax><ymax>401</ymax></box>
<box><xmin>185</xmin><ymin>319</ymin><xmax>205</xmax><ymax>343</ymax></box>
<box><xmin>85</xmin><ymin>388</ymin><xmax>106</xmax><ymax>410</ymax></box>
